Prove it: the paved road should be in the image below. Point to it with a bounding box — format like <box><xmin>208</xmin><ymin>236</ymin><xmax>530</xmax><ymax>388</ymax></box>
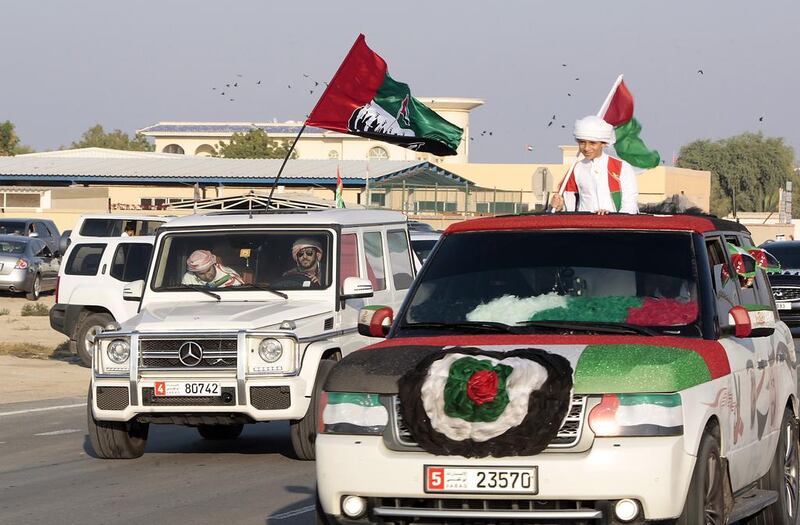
<box><xmin>0</xmin><ymin>397</ymin><xmax>316</xmax><ymax>525</ymax></box>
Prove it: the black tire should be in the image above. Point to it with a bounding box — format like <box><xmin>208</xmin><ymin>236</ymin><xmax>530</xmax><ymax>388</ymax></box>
<box><xmin>743</xmin><ymin>407</ymin><xmax>800</xmax><ymax>525</ymax></box>
<box><xmin>197</xmin><ymin>424</ymin><xmax>244</xmax><ymax>440</ymax></box>
<box><xmin>75</xmin><ymin>312</ymin><xmax>114</xmax><ymax>368</ymax></box>
<box><xmin>676</xmin><ymin>427</ymin><xmax>726</xmax><ymax>524</ymax></box>
<box><xmin>86</xmin><ymin>386</ymin><xmax>149</xmax><ymax>459</ymax></box>
<box><xmin>26</xmin><ymin>274</ymin><xmax>41</xmax><ymax>301</ymax></box>
<box><xmin>290</xmin><ymin>359</ymin><xmax>336</xmax><ymax>461</ymax></box>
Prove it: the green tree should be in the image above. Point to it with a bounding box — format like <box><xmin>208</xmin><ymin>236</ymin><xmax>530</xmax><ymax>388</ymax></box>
<box><xmin>215</xmin><ymin>129</ymin><xmax>297</xmax><ymax>159</ymax></box>
<box><xmin>71</xmin><ymin>124</ymin><xmax>154</xmax><ymax>151</ymax></box>
<box><xmin>0</xmin><ymin>120</ymin><xmax>34</xmax><ymax>156</ymax></box>
<box><xmin>676</xmin><ymin>132</ymin><xmax>799</xmax><ymax>217</ymax></box>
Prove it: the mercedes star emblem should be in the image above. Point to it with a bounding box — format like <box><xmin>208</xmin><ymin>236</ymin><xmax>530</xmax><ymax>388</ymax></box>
<box><xmin>178</xmin><ymin>341</ymin><xmax>204</xmax><ymax>367</ymax></box>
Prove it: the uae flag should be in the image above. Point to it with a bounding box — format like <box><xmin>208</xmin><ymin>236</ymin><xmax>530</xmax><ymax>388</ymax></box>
<box><xmin>335</xmin><ymin>166</ymin><xmax>345</xmax><ymax>208</ymax></box>
<box><xmin>307</xmin><ymin>34</ymin><xmax>464</xmax><ymax>156</ymax></box>
<box><xmin>598</xmin><ymin>75</ymin><xmax>661</xmax><ymax>169</ymax></box>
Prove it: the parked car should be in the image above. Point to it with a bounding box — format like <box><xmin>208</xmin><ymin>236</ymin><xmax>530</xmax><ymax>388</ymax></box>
<box><xmin>0</xmin><ymin>218</ymin><xmax>61</xmax><ymax>256</ymax></box>
<box><xmin>58</xmin><ymin>214</ymin><xmax>170</xmax><ymax>255</ymax></box>
<box><xmin>758</xmin><ymin>240</ymin><xmax>800</xmax><ymax>335</ymax></box>
<box><xmin>316</xmin><ymin>213</ymin><xmax>797</xmax><ymax>524</ymax></box>
<box><xmin>88</xmin><ymin>209</ymin><xmax>415</xmax><ymax>460</ymax></box>
<box><xmin>0</xmin><ymin>235</ymin><xmax>60</xmax><ymax>300</ymax></box>
<box><xmin>50</xmin><ymin>236</ymin><xmax>155</xmax><ymax>366</ymax></box>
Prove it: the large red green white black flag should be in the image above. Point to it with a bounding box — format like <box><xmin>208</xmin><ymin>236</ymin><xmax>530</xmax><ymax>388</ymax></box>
<box><xmin>306</xmin><ymin>34</ymin><xmax>464</xmax><ymax>156</ymax></box>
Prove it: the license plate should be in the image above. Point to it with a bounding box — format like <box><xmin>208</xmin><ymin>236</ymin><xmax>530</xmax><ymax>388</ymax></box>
<box><xmin>153</xmin><ymin>381</ymin><xmax>220</xmax><ymax>397</ymax></box>
<box><xmin>777</xmin><ymin>302</ymin><xmax>792</xmax><ymax>310</ymax></box>
<box><xmin>424</xmin><ymin>465</ymin><xmax>537</xmax><ymax>494</ymax></box>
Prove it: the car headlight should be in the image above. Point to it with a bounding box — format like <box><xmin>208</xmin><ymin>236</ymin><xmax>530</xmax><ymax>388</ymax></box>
<box><xmin>588</xmin><ymin>393</ymin><xmax>683</xmax><ymax>437</ymax></box>
<box><xmin>258</xmin><ymin>338</ymin><xmax>283</xmax><ymax>363</ymax></box>
<box><xmin>107</xmin><ymin>339</ymin><xmax>131</xmax><ymax>364</ymax></box>
<box><xmin>320</xmin><ymin>392</ymin><xmax>388</xmax><ymax>435</ymax></box>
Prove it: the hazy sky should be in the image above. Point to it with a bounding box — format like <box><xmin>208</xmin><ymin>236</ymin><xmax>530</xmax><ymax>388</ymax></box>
<box><xmin>3</xmin><ymin>0</ymin><xmax>798</xmax><ymax>164</ymax></box>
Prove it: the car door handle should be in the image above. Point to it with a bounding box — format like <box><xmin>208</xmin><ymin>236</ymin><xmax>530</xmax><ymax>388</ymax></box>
<box><xmin>757</xmin><ymin>359</ymin><xmax>768</xmax><ymax>369</ymax></box>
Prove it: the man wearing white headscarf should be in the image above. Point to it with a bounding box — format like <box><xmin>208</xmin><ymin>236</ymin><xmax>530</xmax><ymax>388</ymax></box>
<box><xmin>550</xmin><ymin>115</ymin><xmax>638</xmax><ymax>214</ymax></box>
<box><xmin>182</xmin><ymin>249</ymin><xmax>243</xmax><ymax>288</ymax></box>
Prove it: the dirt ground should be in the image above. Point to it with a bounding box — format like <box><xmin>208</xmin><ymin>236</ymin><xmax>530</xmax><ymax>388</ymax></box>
<box><xmin>0</xmin><ymin>293</ymin><xmax>88</xmax><ymax>403</ymax></box>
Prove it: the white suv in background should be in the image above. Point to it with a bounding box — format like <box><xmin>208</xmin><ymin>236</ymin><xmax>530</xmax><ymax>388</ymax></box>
<box><xmin>58</xmin><ymin>214</ymin><xmax>170</xmax><ymax>254</ymax></box>
<box><xmin>50</xmin><ymin>236</ymin><xmax>154</xmax><ymax>366</ymax></box>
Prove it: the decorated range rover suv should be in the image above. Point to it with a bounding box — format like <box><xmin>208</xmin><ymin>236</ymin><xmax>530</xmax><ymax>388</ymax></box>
<box><xmin>88</xmin><ymin>209</ymin><xmax>415</xmax><ymax>460</ymax></box>
<box><xmin>316</xmin><ymin>213</ymin><xmax>799</xmax><ymax>524</ymax></box>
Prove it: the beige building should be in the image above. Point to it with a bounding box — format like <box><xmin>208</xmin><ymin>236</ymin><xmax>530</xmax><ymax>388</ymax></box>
<box><xmin>137</xmin><ymin>98</ymin><xmax>484</xmax><ymax>164</ymax></box>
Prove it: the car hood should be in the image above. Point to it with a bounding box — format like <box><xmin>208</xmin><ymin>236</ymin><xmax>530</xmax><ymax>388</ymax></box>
<box><xmin>126</xmin><ymin>300</ymin><xmax>332</xmax><ymax>332</ymax></box>
<box><xmin>324</xmin><ymin>334</ymin><xmax>730</xmax><ymax>394</ymax></box>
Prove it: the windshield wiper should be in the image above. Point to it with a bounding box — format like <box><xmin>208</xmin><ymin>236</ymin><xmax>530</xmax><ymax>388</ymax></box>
<box><xmin>517</xmin><ymin>320</ymin><xmax>657</xmax><ymax>336</ymax></box>
<box><xmin>240</xmin><ymin>283</ymin><xmax>288</xmax><ymax>299</ymax></box>
<box><xmin>402</xmin><ymin>321</ymin><xmax>516</xmax><ymax>333</ymax></box>
<box><xmin>170</xmin><ymin>284</ymin><xmax>221</xmax><ymax>301</ymax></box>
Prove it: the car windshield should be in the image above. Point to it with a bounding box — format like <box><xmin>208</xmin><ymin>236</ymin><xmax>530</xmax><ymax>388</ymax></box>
<box><xmin>151</xmin><ymin>230</ymin><xmax>333</xmax><ymax>292</ymax></box>
<box><xmin>0</xmin><ymin>221</ymin><xmax>26</xmax><ymax>235</ymax></box>
<box><xmin>0</xmin><ymin>240</ymin><xmax>27</xmax><ymax>254</ymax></box>
<box><xmin>759</xmin><ymin>243</ymin><xmax>800</xmax><ymax>269</ymax></box>
<box><xmin>402</xmin><ymin>230</ymin><xmax>700</xmax><ymax>336</ymax></box>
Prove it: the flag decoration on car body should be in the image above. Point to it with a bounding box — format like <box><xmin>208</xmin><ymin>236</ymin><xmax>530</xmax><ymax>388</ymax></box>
<box><xmin>306</xmin><ymin>34</ymin><xmax>464</xmax><ymax>156</ymax></box>
<box><xmin>598</xmin><ymin>75</ymin><xmax>661</xmax><ymax>170</ymax></box>
<box><xmin>398</xmin><ymin>347</ymin><xmax>573</xmax><ymax>457</ymax></box>
<box><xmin>335</xmin><ymin>166</ymin><xmax>345</xmax><ymax>208</ymax></box>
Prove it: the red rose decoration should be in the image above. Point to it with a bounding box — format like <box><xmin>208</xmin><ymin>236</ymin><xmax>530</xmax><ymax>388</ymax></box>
<box><xmin>467</xmin><ymin>370</ymin><xmax>499</xmax><ymax>405</ymax></box>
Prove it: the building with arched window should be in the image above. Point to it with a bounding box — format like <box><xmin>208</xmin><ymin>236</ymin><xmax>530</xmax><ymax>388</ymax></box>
<box><xmin>138</xmin><ymin>97</ymin><xmax>484</xmax><ymax>164</ymax></box>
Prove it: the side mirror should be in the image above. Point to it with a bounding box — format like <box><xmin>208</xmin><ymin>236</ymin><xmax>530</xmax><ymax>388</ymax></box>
<box><xmin>358</xmin><ymin>305</ymin><xmax>393</xmax><ymax>337</ymax></box>
<box><xmin>58</xmin><ymin>231</ymin><xmax>72</xmax><ymax>255</ymax></box>
<box><xmin>341</xmin><ymin>277</ymin><xmax>374</xmax><ymax>300</ymax></box>
<box><xmin>123</xmin><ymin>280</ymin><xmax>145</xmax><ymax>301</ymax></box>
<box><xmin>728</xmin><ymin>305</ymin><xmax>776</xmax><ymax>338</ymax></box>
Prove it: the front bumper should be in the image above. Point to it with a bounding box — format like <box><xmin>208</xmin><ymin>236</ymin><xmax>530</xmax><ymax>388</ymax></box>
<box><xmin>316</xmin><ymin>434</ymin><xmax>696</xmax><ymax>522</ymax></box>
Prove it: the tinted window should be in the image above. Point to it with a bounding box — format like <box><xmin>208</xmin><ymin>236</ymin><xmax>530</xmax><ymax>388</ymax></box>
<box><xmin>65</xmin><ymin>244</ymin><xmax>106</xmax><ymax>276</ymax></box>
<box><xmin>0</xmin><ymin>221</ymin><xmax>26</xmax><ymax>235</ymax></box>
<box><xmin>141</xmin><ymin>221</ymin><xmax>165</xmax><ymax>235</ymax></box>
<box><xmin>80</xmin><ymin>219</ymin><xmax>123</xmax><ymax>237</ymax></box>
<box><xmin>363</xmin><ymin>232</ymin><xmax>386</xmax><ymax>291</ymax></box>
<box><xmin>387</xmin><ymin>230</ymin><xmax>414</xmax><ymax>290</ymax></box>
<box><xmin>760</xmin><ymin>243</ymin><xmax>800</xmax><ymax>269</ymax></box>
<box><xmin>339</xmin><ymin>234</ymin><xmax>360</xmax><ymax>289</ymax></box>
<box><xmin>402</xmin><ymin>231</ymin><xmax>700</xmax><ymax>336</ymax></box>
<box><xmin>110</xmin><ymin>243</ymin><xmax>153</xmax><ymax>282</ymax></box>
<box><xmin>411</xmin><ymin>239</ymin><xmax>438</xmax><ymax>264</ymax></box>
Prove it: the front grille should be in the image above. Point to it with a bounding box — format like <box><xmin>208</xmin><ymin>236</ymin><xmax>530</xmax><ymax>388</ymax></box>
<box><xmin>393</xmin><ymin>395</ymin><xmax>588</xmax><ymax>449</ymax></box>
<box><xmin>96</xmin><ymin>386</ymin><xmax>129</xmax><ymax>410</ymax></box>
<box><xmin>141</xmin><ymin>386</ymin><xmax>236</xmax><ymax>406</ymax></box>
<box><xmin>139</xmin><ymin>338</ymin><xmax>237</xmax><ymax>369</ymax></box>
<box><xmin>773</xmin><ymin>287</ymin><xmax>800</xmax><ymax>301</ymax></box>
<box><xmin>372</xmin><ymin>497</ymin><xmax>604</xmax><ymax>524</ymax></box>
<box><xmin>250</xmin><ymin>386</ymin><xmax>291</xmax><ymax>410</ymax></box>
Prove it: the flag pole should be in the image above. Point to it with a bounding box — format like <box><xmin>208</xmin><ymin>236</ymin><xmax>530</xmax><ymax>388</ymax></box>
<box><xmin>597</xmin><ymin>74</ymin><xmax>624</xmax><ymax>118</ymax></box>
<box><xmin>266</xmin><ymin>123</ymin><xmax>307</xmax><ymax>209</ymax></box>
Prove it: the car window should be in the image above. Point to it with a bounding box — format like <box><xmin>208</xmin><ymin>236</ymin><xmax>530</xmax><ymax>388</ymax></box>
<box><xmin>65</xmin><ymin>244</ymin><xmax>106</xmax><ymax>276</ymax></box>
<box><xmin>0</xmin><ymin>221</ymin><xmax>26</xmax><ymax>235</ymax></box>
<box><xmin>34</xmin><ymin>222</ymin><xmax>50</xmax><ymax>237</ymax></box>
<box><xmin>46</xmin><ymin>222</ymin><xmax>59</xmax><ymax>237</ymax></box>
<box><xmin>141</xmin><ymin>221</ymin><xmax>165</xmax><ymax>236</ymax></box>
<box><xmin>404</xmin><ymin>231</ymin><xmax>701</xmax><ymax>336</ymax></box>
<box><xmin>387</xmin><ymin>230</ymin><xmax>414</xmax><ymax>290</ymax></box>
<box><xmin>363</xmin><ymin>232</ymin><xmax>386</xmax><ymax>291</ymax></box>
<box><xmin>725</xmin><ymin>235</ymin><xmax>741</xmax><ymax>246</ymax></box>
<box><xmin>110</xmin><ymin>243</ymin><xmax>153</xmax><ymax>282</ymax></box>
<box><xmin>151</xmin><ymin>230</ymin><xmax>333</xmax><ymax>291</ymax></box>
<box><xmin>79</xmin><ymin>219</ymin><xmax>123</xmax><ymax>237</ymax></box>
<box><xmin>706</xmin><ymin>236</ymin><xmax>738</xmax><ymax>328</ymax></box>
<box><xmin>35</xmin><ymin>242</ymin><xmax>52</xmax><ymax>258</ymax></box>
<box><xmin>339</xmin><ymin>233</ymin><xmax>360</xmax><ymax>289</ymax></box>
<box><xmin>0</xmin><ymin>240</ymin><xmax>27</xmax><ymax>254</ymax></box>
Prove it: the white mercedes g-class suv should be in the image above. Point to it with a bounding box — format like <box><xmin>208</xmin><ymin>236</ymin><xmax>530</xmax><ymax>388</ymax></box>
<box><xmin>88</xmin><ymin>208</ymin><xmax>414</xmax><ymax>460</ymax></box>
